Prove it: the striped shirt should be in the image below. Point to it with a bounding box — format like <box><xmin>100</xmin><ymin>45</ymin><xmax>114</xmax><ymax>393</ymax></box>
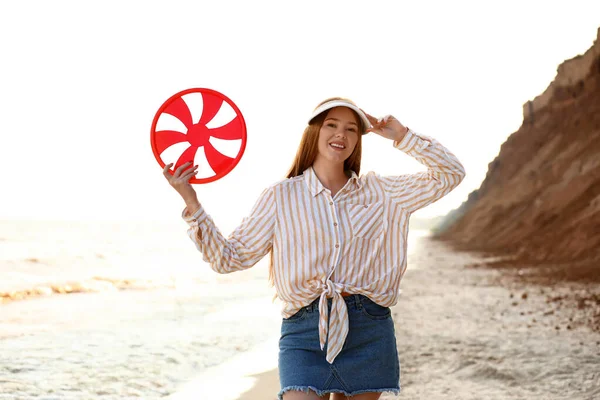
<box><xmin>182</xmin><ymin>129</ymin><xmax>465</xmax><ymax>364</ymax></box>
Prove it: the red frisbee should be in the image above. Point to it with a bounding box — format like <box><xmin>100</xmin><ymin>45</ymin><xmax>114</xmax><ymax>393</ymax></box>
<box><xmin>151</xmin><ymin>88</ymin><xmax>247</xmax><ymax>184</ymax></box>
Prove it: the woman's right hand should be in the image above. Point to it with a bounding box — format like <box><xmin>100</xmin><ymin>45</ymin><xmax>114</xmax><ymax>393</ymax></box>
<box><xmin>163</xmin><ymin>161</ymin><xmax>199</xmax><ymax>207</ymax></box>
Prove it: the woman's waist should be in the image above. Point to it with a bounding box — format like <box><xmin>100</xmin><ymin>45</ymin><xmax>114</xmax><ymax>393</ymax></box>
<box><xmin>303</xmin><ymin>293</ymin><xmax>366</xmax><ymax>313</ymax></box>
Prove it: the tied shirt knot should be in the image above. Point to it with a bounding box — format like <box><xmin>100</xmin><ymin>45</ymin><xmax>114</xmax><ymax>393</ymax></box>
<box><xmin>315</xmin><ymin>277</ymin><xmax>349</xmax><ymax>364</ymax></box>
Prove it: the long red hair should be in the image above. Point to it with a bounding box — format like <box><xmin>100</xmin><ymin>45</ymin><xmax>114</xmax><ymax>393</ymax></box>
<box><xmin>268</xmin><ymin>97</ymin><xmax>366</xmax><ymax>295</ymax></box>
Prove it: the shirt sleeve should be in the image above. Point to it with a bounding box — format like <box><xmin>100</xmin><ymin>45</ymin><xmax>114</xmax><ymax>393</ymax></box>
<box><xmin>181</xmin><ymin>186</ymin><xmax>276</xmax><ymax>274</ymax></box>
<box><xmin>375</xmin><ymin>129</ymin><xmax>466</xmax><ymax>213</ymax></box>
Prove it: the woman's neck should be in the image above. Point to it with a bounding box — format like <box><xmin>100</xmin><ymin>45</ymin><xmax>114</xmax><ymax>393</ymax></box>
<box><xmin>312</xmin><ymin>159</ymin><xmax>349</xmax><ymax>197</ymax></box>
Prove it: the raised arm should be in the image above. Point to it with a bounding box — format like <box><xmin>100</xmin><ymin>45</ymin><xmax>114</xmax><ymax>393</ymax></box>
<box><xmin>162</xmin><ymin>161</ymin><xmax>276</xmax><ymax>274</ymax></box>
<box><xmin>182</xmin><ymin>186</ymin><xmax>276</xmax><ymax>274</ymax></box>
<box><xmin>360</xmin><ymin>112</ymin><xmax>465</xmax><ymax>213</ymax></box>
<box><xmin>377</xmin><ymin>129</ymin><xmax>466</xmax><ymax>212</ymax></box>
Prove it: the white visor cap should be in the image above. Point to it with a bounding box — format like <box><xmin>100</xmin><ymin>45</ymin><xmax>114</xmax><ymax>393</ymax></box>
<box><xmin>308</xmin><ymin>100</ymin><xmax>372</xmax><ymax>132</ymax></box>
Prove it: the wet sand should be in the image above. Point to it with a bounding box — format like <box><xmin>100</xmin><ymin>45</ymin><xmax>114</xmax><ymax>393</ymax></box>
<box><xmin>235</xmin><ymin>236</ymin><xmax>600</xmax><ymax>400</ymax></box>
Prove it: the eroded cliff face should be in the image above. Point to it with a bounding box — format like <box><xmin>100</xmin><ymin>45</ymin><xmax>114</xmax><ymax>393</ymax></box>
<box><xmin>436</xmin><ymin>28</ymin><xmax>600</xmax><ymax>275</ymax></box>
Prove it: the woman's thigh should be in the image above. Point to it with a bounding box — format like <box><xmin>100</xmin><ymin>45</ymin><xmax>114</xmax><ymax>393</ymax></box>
<box><xmin>283</xmin><ymin>390</ymin><xmax>330</xmax><ymax>399</ymax></box>
<box><xmin>331</xmin><ymin>393</ymin><xmax>381</xmax><ymax>400</ymax></box>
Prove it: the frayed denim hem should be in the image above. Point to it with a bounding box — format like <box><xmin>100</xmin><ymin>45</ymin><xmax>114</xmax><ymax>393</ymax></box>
<box><xmin>277</xmin><ymin>385</ymin><xmax>401</xmax><ymax>400</ymax></box>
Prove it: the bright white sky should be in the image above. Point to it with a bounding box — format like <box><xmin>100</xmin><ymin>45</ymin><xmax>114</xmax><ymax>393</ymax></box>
<box><xmin>1</xmin><ymin>1</ymin><xmax>599</xmax><ymax>231</ymax></box>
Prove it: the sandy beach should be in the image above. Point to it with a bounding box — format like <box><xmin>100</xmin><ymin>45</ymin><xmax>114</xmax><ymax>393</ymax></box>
<box><xmin>234</xmin><ymin>236</ymin><xmax>600</xmax><ymax>400</ymax></box>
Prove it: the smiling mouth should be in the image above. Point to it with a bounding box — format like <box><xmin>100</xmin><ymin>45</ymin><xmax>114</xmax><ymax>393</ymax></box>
<box><xmin>329</xmin><ymin>143</ymin><xmax>346</xmax><ymax>150</ymax></box>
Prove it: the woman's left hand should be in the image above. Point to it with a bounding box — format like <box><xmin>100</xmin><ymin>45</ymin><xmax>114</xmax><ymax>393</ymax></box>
<box><xmin>361</xmin><ymin>110</ymin><xmax>409</xmax><ymax>142</ymax></box>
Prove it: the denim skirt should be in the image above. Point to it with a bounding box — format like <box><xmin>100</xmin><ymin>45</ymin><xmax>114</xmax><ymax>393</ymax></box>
<box><xmin>278</xmin><ymin>294</ymin><xmax>400</xmax><ymax>399</ymax></box>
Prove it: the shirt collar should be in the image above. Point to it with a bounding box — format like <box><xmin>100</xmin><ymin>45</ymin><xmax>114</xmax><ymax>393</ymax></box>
<box><xmin>303</xmin><ymin>166</ymin><xmax>361</xmax><ymax>197</ymax></box>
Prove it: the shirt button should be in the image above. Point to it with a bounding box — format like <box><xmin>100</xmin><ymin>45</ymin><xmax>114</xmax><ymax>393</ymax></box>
<box><xmin>335</xmin><ymin>244</ymin><xmax>339</xmax><ymax>248</ymax></box>
<box><xmin>364</xmin><ymin>205</ymin><xmax>368</xmax><ymax>209</ymax></box>
<box><xmin>192</xmin><ymin>219</ymin><xmax>197</xmax><ymax>222</ymax></box>
<box><xmin>329</xmin><ymin>201</ymin><xmax>333</xmax><ymax>205</ymax></box>
<box><xmin>333</xmin><ymin>222</ymin><xmax>338</xmax><ymax>226</ymax></box>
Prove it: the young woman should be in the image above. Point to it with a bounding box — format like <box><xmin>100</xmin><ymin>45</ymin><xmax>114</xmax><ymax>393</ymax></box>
<box><xmin>163</xmin><ymin>97</ymin><xmax>465</xmax><ymax>400</ymax></box>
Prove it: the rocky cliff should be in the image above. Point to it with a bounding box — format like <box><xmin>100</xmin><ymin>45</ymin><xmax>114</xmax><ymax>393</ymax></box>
<box><xmin>435</xmin><ymin>27</ymin><xmax>600</xmax><ymax>282</ymax></box>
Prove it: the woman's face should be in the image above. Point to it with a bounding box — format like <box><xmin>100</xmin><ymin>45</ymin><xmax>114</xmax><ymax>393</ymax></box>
<box><xmin>315</xmin><ymin>107</ymin><xmax>360</xmax><ymax>166</ymax></box>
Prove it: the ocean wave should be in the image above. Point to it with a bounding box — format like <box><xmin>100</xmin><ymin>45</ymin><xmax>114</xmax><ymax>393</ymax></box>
<box><xmin>0</xmin><ymin>275</ymin><xmax>207</xmax><ymax>305</ymax></box>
